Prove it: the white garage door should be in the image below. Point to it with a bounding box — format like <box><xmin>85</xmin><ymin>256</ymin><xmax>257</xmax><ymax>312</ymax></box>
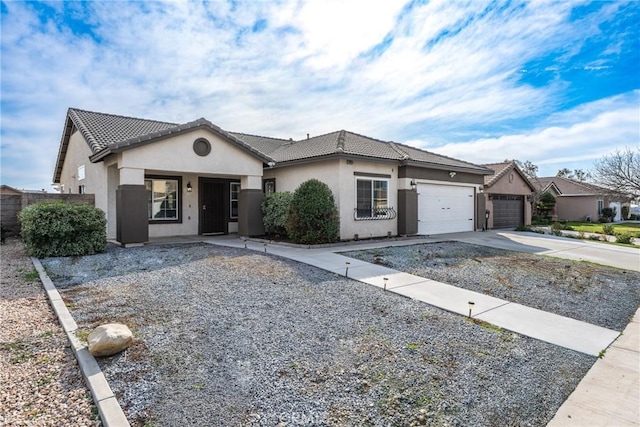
<box><xmin>417</xmin><ymin>184</ymin><xmax>475</xmax><ymax>235</ymax></box>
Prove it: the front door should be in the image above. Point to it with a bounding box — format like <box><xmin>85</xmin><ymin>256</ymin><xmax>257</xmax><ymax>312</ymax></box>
<box><xmin>200</xmin><ymin>181</ymin><xmax>226</xmax><ymax>234</ymax></box>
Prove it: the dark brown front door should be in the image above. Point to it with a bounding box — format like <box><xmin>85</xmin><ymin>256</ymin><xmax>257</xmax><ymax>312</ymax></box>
<box><xmin>200</xmin><ymin>181</ymin><xmax>226</xmax><ymax>234</ymax></box>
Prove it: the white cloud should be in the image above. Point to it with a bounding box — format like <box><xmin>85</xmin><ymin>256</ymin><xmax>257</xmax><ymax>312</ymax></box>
<box><xmin>429</xmin><ymin>91</ymin><xmax>640</xmax><ymax>176</ymax></box>
<box><xmin>0</xmin><ymin>1</ymin><xmax>637</xmax><ymax>189</ymax></box>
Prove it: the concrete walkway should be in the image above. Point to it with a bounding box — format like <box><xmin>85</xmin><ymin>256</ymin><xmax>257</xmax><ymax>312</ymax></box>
<box><xmin>548</xmin><ymin>308</ymin><xmax>640</xmax><ymax>426</ymax></box>
<box><xmin>204</xmin><ymin>235</ymin><xmax>622</xmax><ymax>357</ymax></box>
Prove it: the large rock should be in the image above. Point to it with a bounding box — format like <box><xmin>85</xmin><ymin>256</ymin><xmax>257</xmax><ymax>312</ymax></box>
<box><xmin>87</xmin><ymin>323</ymin><xmax>133</xmax><ymax>357</ymax></box>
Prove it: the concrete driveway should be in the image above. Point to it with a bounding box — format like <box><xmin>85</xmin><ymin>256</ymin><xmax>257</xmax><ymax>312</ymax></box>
<box><xmin>436</xmin><ymin>230</ymin><xmax>640</xmax><ymax>272</ymax></box>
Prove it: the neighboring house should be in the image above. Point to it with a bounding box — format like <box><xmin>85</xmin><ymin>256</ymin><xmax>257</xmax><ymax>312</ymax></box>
<box><xmin>53</xmin><ymin>108</ymin><xmax>493</xmax><ymax>245</ymax></box>
<box><xmin>535</xmin><ymin>177</ymin><xmax>631</xmax><ymax>222</ymax></box>
<box><xmin>0</xmin><ymin>185</ymin><xmax>23</xmax><ymax>195</ymax></box>
<box><xmin>482</xmin><ymin>162</ymin><xmax>535</xmax><ymax>229</ymax></box>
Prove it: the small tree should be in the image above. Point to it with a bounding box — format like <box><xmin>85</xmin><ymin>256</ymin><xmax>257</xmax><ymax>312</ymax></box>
<box><xmin>19</xmin><ymin>202</ymin><xmax>106</xmax><ymax>257</ymax></box>
<box><xmin>286</xmin><ymin>179</ymin><xmax>339</xmax><ymax>244</ymax></box>
<box><xmin>261</xmin><ymin>191</ymin><xmax>293</xmax><ymax>238</ymax></box>
<box><xmin>536</xmin><ymin>192</ymin><xmax>556</xmax><ymax>220</ymax></box>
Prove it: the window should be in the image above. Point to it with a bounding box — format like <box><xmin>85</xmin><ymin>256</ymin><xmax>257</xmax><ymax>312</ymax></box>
<box><xmin>264</xmin><ymin>178</ymin><xmax>276</xmax><ymax>196</ymax></box>
<box><xmin>145</xmin><ymin>178</ymin><xmax>179</xmax><ymax>220</ymax></box>
<box><xmin>356</xmin><ymin>178</ymin><xmax>389</xmax><ymax>219</ymax></box>
<box><xmin>78</xmin><ymin>185</ymin><xmax>85</xmax><ymax>194</ymax></box>
<box><xmin>77</xmin><ymin>165</ymin><xmax>85</xmax><ymax>181</ymax></box>
<box><xmin>597</xmin><ymin>200</ymin><xmax>604</xmax><ymax>215</ymax></box>
<box><xmin>230</xmin><ymin>182</ymin><xmax>240</xmax><ymax>219</ymax></box>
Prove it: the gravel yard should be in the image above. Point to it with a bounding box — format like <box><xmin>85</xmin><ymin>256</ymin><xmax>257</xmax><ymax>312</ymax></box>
<box><xmin>0</xmin><ymin>239</ymin><xmax>99</xmax><ymax>426</ymax></box>
<box><xmin>342</xmin><ymin>242</ymin><xmax>640</xmax><ymax>331</ymax></box>
<box><xmin>39</xmin><ymin>242</ymin><xmax>599</xmax><ymax>426</ymax></box>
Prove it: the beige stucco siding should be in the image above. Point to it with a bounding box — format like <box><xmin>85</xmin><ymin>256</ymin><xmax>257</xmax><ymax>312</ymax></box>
<box><xmin>556</xmin><ymin>196</ymin><xmax>600</xmax><ymax>222</ymax></box>
<box><xmin>488</xmin><ymin>171</ymin><xmax>532</xmax><ymax>195</ymax></box>
<box><xmin>266</xmin><ymin>158</ymin><xmax>398</xmax><ymax>240</ymax></box>
<box><xmin>59</xmin><ymin>130</ymin><xmax>109</xmax><ymax>222</ymax></box>
<box><xmin>120</xmin><ymin>129</ymin><xmax>264</xmax><ymax>177</ymax></box>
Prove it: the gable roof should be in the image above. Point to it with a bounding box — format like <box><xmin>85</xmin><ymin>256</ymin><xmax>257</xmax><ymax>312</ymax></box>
<box><xmin>482</xmin><ymin>161</ymin><xmax>535</xmax><ymax>191</ymax></box>
<box><xmin>535</xmin><ymin>177</ymin><xmax>618</xmax><ymax>197</ymax></box>
<box><xmin>53</xmin><ymin>108</ymin><xmax>275</xmax><ymax>183</ymax></box>
<box><xmin>53</xmin><ymin>108</ymin><xmax>492</xmax><ymax>183</ymax></box>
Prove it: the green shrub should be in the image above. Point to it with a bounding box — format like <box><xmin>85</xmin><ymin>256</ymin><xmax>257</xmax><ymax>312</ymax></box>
<box><xmin>19</xmin><ymin>202</ymin><xmax>106</xmax><ymax>257</ymax></box>
<box><xmin>261</xmin><ymin>192</ymin><xmax>293</xmax><ymax>237</ymax></box>
<box><xmin>550</xmin><ymin>222</ymin><xmax>563</xmax><ymax>236</ymax></box>
<box><xmin>515</xmin><ymin>225</ymin><xmax>532</xmax><ymax>232</ymax></box>
<box><xmin>615</xmin><ymin>232</ymin><xmax>633</xmax><ymax>245</ymax></box>
<box><xmin>285</xmin><ymin>179</ymin><xmax>339</xmax><ymax>244</ymax></box>
<box><xmin>602</xmin><ymin>224</ymin><xmax>615</xmax><ymax>235</ymax></box>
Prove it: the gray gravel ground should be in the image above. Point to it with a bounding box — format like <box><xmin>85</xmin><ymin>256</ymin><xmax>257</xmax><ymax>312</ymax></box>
<box><xmin>342</xmin><ymin>241</ymin><xmax>640</xmax><ymax>331</ymax></box>
<box><xmin>41</xmin><ymin>242</ymin><xmax>597</xmax><ymax>426</ymax></box>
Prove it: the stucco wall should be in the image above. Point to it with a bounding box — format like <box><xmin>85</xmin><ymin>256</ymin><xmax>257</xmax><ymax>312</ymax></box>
<box><xmin>266</xmin><ymin>158</ymin><xmax>398</xmax><ymax>240</ymax></box>
<box><xmin>487</xmin><ymin>170</ymin><xmax>532</xmax><ymax>195</ymax></box>
<box><xmin>121</xmin><ymin>129</ymin><xmax>264</xmax><ymax>178</ymax></box>
<box><xmin>555</xmin><ymin>196</ymin><xmax>599</xmax><ymax>221</ymax></box>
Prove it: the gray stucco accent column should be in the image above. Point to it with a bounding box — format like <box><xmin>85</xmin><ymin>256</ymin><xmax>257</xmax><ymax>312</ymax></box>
<box><xmin>238</xmin><ymin>189</ymin><xmax>264</xmax><ymax>237</ymax></box>
<box><xmin>116</xmin><ymin>185</ymin><xmax>148</xmax><ymax>245</ymax></box>
<box><xmin>477</xmin><ymin>192</ymin><xmax>487</xmax><ymax>230</ymax></box>
<box><xmin>398</xmin><ymin>189</ymin><xmax>418</xmax><ymax>235</ymax></box>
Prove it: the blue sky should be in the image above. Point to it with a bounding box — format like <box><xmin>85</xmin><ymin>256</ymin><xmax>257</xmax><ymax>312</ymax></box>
<box><xmin>1</xmin><ymin>0</ymin><xmax>638</xmax><ymax>190</ymax></box>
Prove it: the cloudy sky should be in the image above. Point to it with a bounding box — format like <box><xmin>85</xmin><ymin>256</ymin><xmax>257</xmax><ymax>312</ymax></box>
<box><xmin>1</xmin><ymin>0</ymin><xmax>638</xmax><ymax>190</ymax></box>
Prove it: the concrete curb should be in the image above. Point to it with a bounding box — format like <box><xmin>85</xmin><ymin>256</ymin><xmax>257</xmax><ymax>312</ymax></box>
<box><xmin>31</xmin><ymin>257</ymin><xmax>130</xmax><ymax>427</ymax></box>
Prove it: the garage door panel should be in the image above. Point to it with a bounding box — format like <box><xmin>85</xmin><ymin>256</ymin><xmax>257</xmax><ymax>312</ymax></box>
<box><xmin>417</xmin><ymin>184</ymin><xmax>475</xmax><ymax>235</ymax></box>
<box><xmin>492</xmin><ymin>195</ymin><xmax>523</xmax><ymax>228</ymax></box>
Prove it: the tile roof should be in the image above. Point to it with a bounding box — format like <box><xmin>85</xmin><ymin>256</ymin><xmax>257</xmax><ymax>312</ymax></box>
<box><xmin>535</xmin><ymin>177</ymin><xmax>611</xmax><ymax>196</ymax></box>
<box><xmin>264</xmin><ymin>130</ymin><xmax>491</xmax><ymax>173</ymax></box>
<box><xmin>393</xmin><ymin>142</ymin><xmax>490</xmax><ymax>172</ymax></box>
<box><xmin>482</xmin><ymin>162</ymin><xmax>512</xmax><ymax>186</ymax></box>
<box><xmin>54</xmin><ymin>108</ymin><xmax>492</xmax><ymax>182</ymax></box>
<box><xmin>69</xmin><ymin>108</ymin><xmax>177</xmax><ymax>153</ymax></box>
<box><xmin>228</xmin><ymin>132</ymin><xmax>290</xmax><ymax>156</ymax></box>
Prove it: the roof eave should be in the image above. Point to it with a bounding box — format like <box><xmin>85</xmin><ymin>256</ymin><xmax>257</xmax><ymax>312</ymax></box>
<box><xmin>90</xmin><ymin>120</ymin><xmax>275</xmax><ymax>164</ymax></box>
<box><xmin>403</xmin><ymin>160</ymin><xmax>493</xmax><ymax>175</ymax></box>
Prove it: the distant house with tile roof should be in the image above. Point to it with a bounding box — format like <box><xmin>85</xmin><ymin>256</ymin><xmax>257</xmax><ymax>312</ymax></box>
<box><xmin>534</xmin><ymin>176</ymin><xmax>631</xmax><ymax>222</ymax></box>
<box><xmin>481</xmin><ymin>161</ymin><xmax>535</xmax><ymax>228</ymax></box>
<box><xmin>53</xmin><ymin>108</ymin><xmax>493</xmax><ymax>245</ymax></box>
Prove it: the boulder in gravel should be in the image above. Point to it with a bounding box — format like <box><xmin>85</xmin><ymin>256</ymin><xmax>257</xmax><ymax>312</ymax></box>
<box><xmin>88</xmin><ymin>323</ymin><xmax>133</xmax><ymax>357</ymax></box>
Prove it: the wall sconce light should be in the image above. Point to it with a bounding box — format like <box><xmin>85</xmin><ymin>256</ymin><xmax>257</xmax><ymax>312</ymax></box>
<box><xmin>468</xmin><ymin>301</ymin><xmax>475</xmax><ymax>318</ymax></box>
<box><xmin>186</xmin><ymin>182</ymin><xmax>193</xmax><ymax>192</ymax></box>
<box><xmin>410</xmin><ymin>180</ymin><xmax>417</xmax><ymax>190</ymax></box>
<box><xmin>449</xmin><ymin>171</ymin><xmax>457</xmax><ymax>178</ymax></box>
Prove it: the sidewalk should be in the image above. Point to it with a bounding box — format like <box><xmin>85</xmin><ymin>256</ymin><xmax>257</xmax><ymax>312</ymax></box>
<box><xmin>548</xmin><ymin>308</ymin><xmax>640</xmax><ymax>426</ymax></box>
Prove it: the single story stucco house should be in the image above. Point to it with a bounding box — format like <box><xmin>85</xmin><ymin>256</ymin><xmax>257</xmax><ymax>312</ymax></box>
<box><xmin>482</xmin><ymin>161</ymin><xmax>535</xmax><ymax>229</ymax></box>
<box><xmin>53</xmin><ymin>108</ymin><xmax>493</xmax><ymax>245</ymax></box>
<box><xmin>534</xmin><ymin>177</ymin><xmax>631</xmax><ymax>222</ymax></box>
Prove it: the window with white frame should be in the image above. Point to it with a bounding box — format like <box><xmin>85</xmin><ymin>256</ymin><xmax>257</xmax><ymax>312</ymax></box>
<box><xmin>597</xmin><ymin>200</ymin><xmax>604</xmax><ymax>215</ymax></box>
<box><xmin>77</xmin><ymin>165</ymin><xmax>85</xmax><ymax>181</ymax></box>
<box><xmin>230</xmin><ymin>182</ymin><xmax>240</xmax><ymax>218</ymax></box>
<box><xmin>356</xmin><ymin>178</ymin><xmax>389</xmax><ymax>219</ymax></box>
<box><xmin>145</xmin><ymin>178</ymin><xmax>179</xmax><ymax>220</ymax></box>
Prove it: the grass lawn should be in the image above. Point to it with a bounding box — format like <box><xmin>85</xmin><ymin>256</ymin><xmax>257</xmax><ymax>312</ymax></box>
<box><xmin>565</xmin><ymin>222</ymin><xmax>640</xmax><ymax>237</ymax></box>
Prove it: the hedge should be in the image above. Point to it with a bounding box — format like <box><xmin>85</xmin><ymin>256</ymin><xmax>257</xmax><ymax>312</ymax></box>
<box><xmin>19</xmin><ymin>202</ymin><xmax>107</xmax><ymax>257</ymax></box>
